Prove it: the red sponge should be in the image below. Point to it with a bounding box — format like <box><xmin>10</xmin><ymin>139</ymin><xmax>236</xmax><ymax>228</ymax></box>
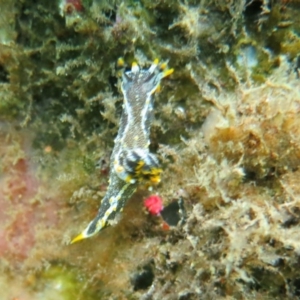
<box><xmin>144</xmin><ymin>195</ymin><xmax>164</xmax><ymax>216</ymax></box>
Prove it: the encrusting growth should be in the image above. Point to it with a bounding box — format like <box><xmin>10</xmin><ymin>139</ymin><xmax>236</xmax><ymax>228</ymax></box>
<box><xmin>71</xmin><ymin>59</ymin><xmax>173</xmax><ymax>243</ymax></box>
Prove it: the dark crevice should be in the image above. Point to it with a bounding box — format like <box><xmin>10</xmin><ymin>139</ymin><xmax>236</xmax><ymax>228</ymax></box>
<box><xmin>131</xmin><ymin>262</ymin><xmax>155</xmax><ymax>291</ymax></box>
<box><xmin>0</xmin><ymin>65</ymin><xmax>9</xmax><ymax>83</ymax></box>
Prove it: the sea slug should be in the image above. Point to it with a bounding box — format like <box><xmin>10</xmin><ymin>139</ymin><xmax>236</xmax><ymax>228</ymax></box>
<box><xmin>71</xmin><ymin>59</ymin><xmax>173</xmax><ymax>242</ymax></box>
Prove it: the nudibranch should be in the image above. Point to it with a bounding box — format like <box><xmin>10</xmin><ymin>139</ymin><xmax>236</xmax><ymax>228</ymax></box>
<box><xmin>71</xmin><ymin>59</ymin><xmax>173</xmax><ymax>243</ymax></box>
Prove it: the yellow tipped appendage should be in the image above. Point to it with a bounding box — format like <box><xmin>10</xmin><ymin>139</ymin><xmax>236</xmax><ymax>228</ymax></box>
<box><xmin>163</xmin><ymin>68</ymin><xmax>174</xmax><ymax>78</ymax></box>
<box><xmin>149</xmin><ymin>59</ymin><xmax>159</xmax><ymax>73</ymax></box>
<box><xmin>153</xmin><ymin>58</ymin><xmax>159</xmax><ymax>65</ymax></box>
<box><xmin>160</xmin><ymin>62</ymin><xmax>167</xmax><ymax>70</ymax></box>
<box><xmin>131</xmin><ymin>62</ymin><xmax>139</xmax><ymax>73</ymax></box>
<box><xmin>117</xmin><ymin>57</ymin><xmax>125</xmax><ymax>67</ymax></box>
<box><xmin>70</xmin><ymin>232</ymin><xmax>86</xmax><ymax>244</ymax></box>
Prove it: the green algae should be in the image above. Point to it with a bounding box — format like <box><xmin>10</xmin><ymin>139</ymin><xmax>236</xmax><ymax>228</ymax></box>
<box><xmin>30</xmin><ymin>265</ymin><xmax>102</xmax><ymax>300</ymax></box>
<box><xmin>1</xmin><ymin>0</ymin><xmax>300</xmax><ymax>299</ymax></box>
